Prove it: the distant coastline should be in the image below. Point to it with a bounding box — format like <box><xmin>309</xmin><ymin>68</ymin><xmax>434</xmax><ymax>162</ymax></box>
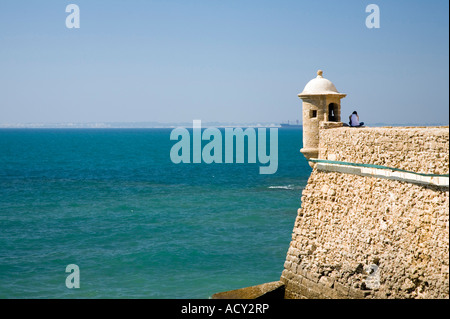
<box><xmin>0</xmin><ymin>122</ymin><xmax>281</xmax><ymax>129</ymax></box>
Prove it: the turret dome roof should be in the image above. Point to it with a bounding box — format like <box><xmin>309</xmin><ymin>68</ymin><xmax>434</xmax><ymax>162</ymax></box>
<box><xmin>299</xmin><ymin>70</ymin><xmax>345</xmax><ymax>96</ymax></box>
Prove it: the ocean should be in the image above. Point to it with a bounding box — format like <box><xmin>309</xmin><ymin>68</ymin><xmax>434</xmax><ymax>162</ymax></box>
<box><xmin>0</xmin><ymin>128</ymin><xmax>311</xmax><ymax>298</ymax></box>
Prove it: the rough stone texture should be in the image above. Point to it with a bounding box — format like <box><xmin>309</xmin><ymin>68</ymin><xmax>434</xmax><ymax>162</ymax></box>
<box><xmin>211</xmin><ymin>281</ymin><xmax>285</xmax><ymax>299</ymax></box>
<box><xmin>281</xmin><ymin>126</ymin><xmax>449</xmax><ymax>299</ymax></box>
<box><xmin>319</xmin><ymin>126</ymin><xmax>449</xmax><ymax>175</ymax></box>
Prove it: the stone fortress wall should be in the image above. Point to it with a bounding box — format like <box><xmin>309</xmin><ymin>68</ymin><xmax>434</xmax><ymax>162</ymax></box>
<box><xmin>212</xmin><ymin>71</ymin><xmax>449</xmax><ymax>300</ymax></box>
<box><xmin>280</xmin><ymin>126</ymin><xmax>449</xmax><ymax>299</ymax></box>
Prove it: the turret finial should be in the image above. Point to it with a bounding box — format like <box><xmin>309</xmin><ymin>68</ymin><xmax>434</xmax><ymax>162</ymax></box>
<box><xmin>317</xmin><ymin>70</ymin><xmax>323</xmax><ymax>77</ymax></box>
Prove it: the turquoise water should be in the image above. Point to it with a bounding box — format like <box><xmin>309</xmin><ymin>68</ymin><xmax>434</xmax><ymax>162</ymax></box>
<box><xmin>0</xmin><ymin>128</ymin><xmax>310</xmax><ymax>298</ymax></box>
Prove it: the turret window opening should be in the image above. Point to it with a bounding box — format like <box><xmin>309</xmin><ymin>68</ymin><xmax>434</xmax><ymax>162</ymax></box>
<box><xmin>328</xmin><ymin>103</ymin><xmax>338</xmax><ymax>122</ymax></box>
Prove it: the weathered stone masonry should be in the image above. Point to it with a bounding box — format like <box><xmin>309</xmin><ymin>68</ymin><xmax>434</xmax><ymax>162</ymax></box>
<box><xmin>280</xmin><ymin>126</ymin><xmax>449</xmax><ymax>299</ymax></box>
<box><xmin>213</xmin><ymin>71</ymin><xmax>449</xmax><ymax>300</ymax></box>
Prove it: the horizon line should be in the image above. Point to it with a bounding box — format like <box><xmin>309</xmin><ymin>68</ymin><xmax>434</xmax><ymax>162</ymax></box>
<box><xmin>0</xmin><ymin>121</ymin><xmax>448</xmax><ymax>129</ymax></box>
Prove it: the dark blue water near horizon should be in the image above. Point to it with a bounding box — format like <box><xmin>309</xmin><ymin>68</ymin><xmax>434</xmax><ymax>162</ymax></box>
<box><xmin>0</xmin><ymin>128</ymin><xmax>311</xmax><ymax>298</ymax></box>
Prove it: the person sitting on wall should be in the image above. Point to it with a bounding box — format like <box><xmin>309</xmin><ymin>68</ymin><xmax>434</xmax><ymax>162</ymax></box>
<box><xmin>349</xmin><ymin>111</ymin><xmax>365</xmax><ymax>127</ymax></box>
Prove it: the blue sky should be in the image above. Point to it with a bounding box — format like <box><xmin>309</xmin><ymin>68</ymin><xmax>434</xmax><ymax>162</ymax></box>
<box><xmin>0</xmin><ymin>0</ymin><xmax>448</xmax><ymax>125</ymax></box>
